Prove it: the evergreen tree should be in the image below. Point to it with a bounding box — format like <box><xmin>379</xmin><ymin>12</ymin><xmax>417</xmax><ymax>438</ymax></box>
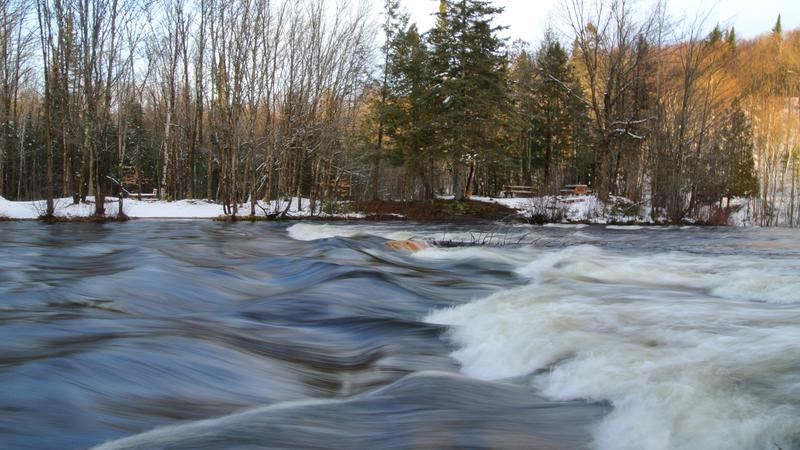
<box><xmin>121</xmin><ymin>99</ymin><xmax>154</xmax><ymax>194</ymax></box>
<box><xmin>371</xmin><ymin>0</ymin><xmax>410</xmax><ymax>199</ymax></box>
<box><xmin>721</xmin><ymin>101</ymin><xmax>759</xmax><ymax>204</ymax></box>
<box><xmin>698</xmin><ymin>100</ymin><xmax>759</xmax><ymax>207</ymax></box>
<box><xmin>384</xmin><ymin>24</ymin><xmax>438</xmax><ymax>199</ymax></box>
<box><xmin>773</xmin><ymin>14</ymin><xmax>783</xmax><ymax>38</ymax></box>
<box><xmin>509</xmin><ymin>49</ymin><xmax>538</xmax><ymax>186</ymax></box>
<box><xmin>427</xmin><ymin>0</ymin><xmax>512</xmax><ymax>199</ymax></box>
<box><xmin>531</xmin><ymin>31</ymin><xmax>590</xmax><ymax>192</ymax></box>
<box><xmin>708</xmin><ymin>25</ymin><xmax>723</xmax><ymax>44</ymax></box>
<box><xmin>724</xmin><ymin>27</ymin><xmax>736</xmax><ymax>51</ymax></box>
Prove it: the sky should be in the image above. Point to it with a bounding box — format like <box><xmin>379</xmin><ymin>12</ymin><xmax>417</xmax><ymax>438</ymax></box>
<box><xmin>392</xmin><ymin>0</ymin><xmax>799</xmax><ymax>45</ymax></box>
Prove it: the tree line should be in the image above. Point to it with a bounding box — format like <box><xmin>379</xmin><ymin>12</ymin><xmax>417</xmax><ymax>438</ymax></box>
<box><xmin>0</xmin><ymin>0</ymin><xmax>798</xmax><ymax>225</ymax></box>
<box><xmin>2</xmin><ymin>0</ymin><xmax>373</xmax><ymax>218</ymax></box>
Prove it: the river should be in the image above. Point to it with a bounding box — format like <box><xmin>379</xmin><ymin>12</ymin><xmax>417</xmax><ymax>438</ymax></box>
<box><xmin>0</xmin><ymin>221</ymin><xmax>798</xmax><ymax>450</ymax></box>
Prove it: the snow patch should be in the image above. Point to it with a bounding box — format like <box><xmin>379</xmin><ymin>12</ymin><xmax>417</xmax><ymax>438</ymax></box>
<box><xmin>0</xmin><ymin>196</ymin><xmax>360</xmax><ymax>220</ymax></box>
<box><xmin>468</xmin><ymin>194</ymin><xmax>638</xmax><ymax>224</ymax></box>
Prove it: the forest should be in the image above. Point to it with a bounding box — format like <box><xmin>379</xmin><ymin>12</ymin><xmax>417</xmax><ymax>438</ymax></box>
<box><xmin>0</xmin><ymin>0</ymin><xmax>798</xmax><ymax>225</ymax></box>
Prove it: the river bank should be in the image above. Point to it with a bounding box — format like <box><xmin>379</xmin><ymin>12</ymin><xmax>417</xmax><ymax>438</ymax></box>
<box><xmin>0</xmin><ymin>195</ymin><xmax>752</xmax><ymax>226</ymax></box>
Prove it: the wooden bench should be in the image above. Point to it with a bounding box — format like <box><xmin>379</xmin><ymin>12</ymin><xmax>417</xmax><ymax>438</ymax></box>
<box><xmin>559</xmin><ymin>184</ymin><xmax>593</xmax><ymax>196</ymax></box>
<box><xmin>504</xmin><ymin>186</ymin><xmax>537</xmax><ymax>198</ymax></box>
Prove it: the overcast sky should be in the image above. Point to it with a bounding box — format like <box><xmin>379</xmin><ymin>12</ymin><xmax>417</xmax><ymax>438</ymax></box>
<box><xmin>392</xmin><ymin>0</ymin><xmax>798</xmax><ymax>45</ymax></box>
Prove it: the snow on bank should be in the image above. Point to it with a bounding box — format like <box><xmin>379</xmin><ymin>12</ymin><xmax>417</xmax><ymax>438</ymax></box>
<box><xmin>468</xmin><ymin>194</ymin><xmax>640</xmax><ymax>224</ymax></box>
<box><xmin>0</xmin><ymin>196</ymin><xmax>362</xmax><ymax>220</ymax></box>
<box><xmin>425</xmin><ymin>194</ymin><xmax>750</xmax><ymax>226</ymax></box>
<box><xmin>0</xmin><ymin>196</ymin><xmax>40</xmax><ymax>219</ymax></box>
<box><xmin>470</xmin><ymin>194</ymin><xmax>756</xmax><ymax>226</ymax></box>
<box><xmin>1</xmin><ymin>194</ymin><xmax>753</xmax><ymax>225</ymax></box>
<box><xmin>0</xmin><ymin>196</ymin><xmax>227</xmax><ymax>219</ymax></box>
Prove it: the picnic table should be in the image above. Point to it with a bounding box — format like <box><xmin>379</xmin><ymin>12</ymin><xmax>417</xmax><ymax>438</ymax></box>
<box><xmin>504</xmin><ymin>186</ymin><xmax>537</xmax><ymax>198</ymax></box>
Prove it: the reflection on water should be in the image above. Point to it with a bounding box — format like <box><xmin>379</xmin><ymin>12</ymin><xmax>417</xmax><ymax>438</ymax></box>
<box><xmin>0</xmin><ymin>221</ymin><xmax>798</xmax><ymax>449</ymax></box>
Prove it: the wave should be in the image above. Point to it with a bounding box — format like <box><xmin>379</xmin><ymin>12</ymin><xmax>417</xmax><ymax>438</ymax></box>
<box><xmin>287</xmin><ymin>223</ymin><xmax>417</xmax><ymax>241</ymax></box>
<box><xmin>92</xmin><ymin>372</ymin><xmax>607</xmax><ymax>450</ymax></box>
<box><xmin>286</xmin><ymin>223</ymin><xmax>530</xmax><ymax>248</ymax></box>
<box><xmin>515</xmin><ymin>245</ymin><xmax>800</xmax><ymax>304</ymax></box>
<box><xmin>426</xmin><ymin>245</ymin><xmax>800</xmax><ymax>450</ymax></box>
<box><xmin>605</xmin><ymin>225</ymin><xmax>681</xmax><ymax>231</ymax></box>
<box><xmin>411</xmin><ymin>246</ymin><xmax>536</xmax><ymax>266</ymax></box>
<box><xmin>544</xmin><ymin>223</ymin><xmax>590</xmax><ymax>229</ymax></box>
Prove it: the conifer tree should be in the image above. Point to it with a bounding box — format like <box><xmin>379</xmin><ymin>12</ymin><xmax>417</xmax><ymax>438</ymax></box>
<box><xmin>698</xmin><ymin>100</ymin><xmax>759</xmax><ymax>208</ymax></box>
<box><xmin>384</xmin><ymin>24</ymin><xmax>438</xmax><ymax>199</ymax></box>
<box><xmin>371</xmin><ymin>0</ymin><xmax>409</xmax><ymax>199</ymax></box>
<box><xmin>725</xmin><ymin>27</ymin><xmax>736</xmax><ymax>51</ymax></box>
<box><xmin>773</xmin><ymin>14</ymin><xmax>783</xmax><ymax>38</ymax></box>
<box><xmin>531</xmin><ymin>31</ymin><xmax>590</xmax><ymax>192</ymax></box>
<box><xmin>428</xmin><ymin>0</ymin><xmax>512</xmax><ymax>200</ymax></box>
<box><xmin>509</xmin><ymin>49</ymin><xmax>538</xmax><ymax>186</ymax></box>
<box><xmin>708</xmin><ymin>25</ymin><xmax>723</xmax><ymax>44</ymax></box>
<box><xmin>721</xmin><ymin>101</ymin><xmax>759</xmax><ymax>205</ymax></box>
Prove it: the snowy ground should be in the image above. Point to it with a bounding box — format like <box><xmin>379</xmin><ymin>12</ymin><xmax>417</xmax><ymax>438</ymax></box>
<box><xmin>1</xmin><ymin>194</ymin><xmax>751</xmax><ymax>225</ymax></box>
<box><xmin>468</xmin><ymin>195</ymin><xmax>754</xmax><ymax>226</ymax></box>
<box><xmin>0</xmin><ymin>196</ymin><xmax>364</xmax><ymax>220</ymax></box>
<box><xmin>467</xmin><ymin>195</ymin><xmax>645</xmax><ymax>224</ymax></box>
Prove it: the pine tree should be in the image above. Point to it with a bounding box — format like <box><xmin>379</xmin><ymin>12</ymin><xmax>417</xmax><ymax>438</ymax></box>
<box><xmin>509</xmin><ymin>49</ymin><xmax>537</xmax><ymax>186</ymax></box>
<box><xmin>427</xmin><ymin>0</ymin><xmax>512</xmax><ymax>200</ymax></box>
<box><xmin>699</xmin><ymin>100</ymin><xmax>759</xmax><ymax>207</ymax></box>
<box><xmin>773</xmin><ymin>14</ymin><xmax>783</xmax><ymax>38</ymax></box>
<box><xmin>531</xmin><ymin>31</ymin><xmax>590</xmax><ymax>192</ymax></box>
<box><xmin>371</xmin><ymin>0</ymin><xmax>409</xmax><ymax>199</ymax></box>
<box><xmin>384</xmin><ymin>24</ymin><xmax>438</xmax><ymax>199</ymax></box>
<box><xmin>724</xmin><ymin>27</ymin><xmax>736</xmax><ymax>51</ymax></box>
<box><xmin>708</xmin><ymin>25</ymin><xmax>723</xmax><ymax>45</ymax></box>
<box><xmin>722</xmin><ymin>101</ymin><xmax>759</xmax><ymax>204</ymax></box>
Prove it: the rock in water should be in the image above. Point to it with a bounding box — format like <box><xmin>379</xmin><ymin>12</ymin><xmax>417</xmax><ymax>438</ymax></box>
<box><xmin>386</xmin><ymin>240</ymin><xmax>430</xmax><ymax>252</ymax></box>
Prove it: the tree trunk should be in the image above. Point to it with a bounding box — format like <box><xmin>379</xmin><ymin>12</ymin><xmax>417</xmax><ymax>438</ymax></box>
<box><xmin>206</xmin><ymin>145</ymin><xmax>213</xmax><ymax>200</ymax></box>
<box><xmin>452</xmin><ymin>159</ymin><xmax>465</xmax><ymax>201</ymax></box>
<box><xmin>595</xmin><ymin>147</ymin><xmax>610</xmax><ymax>202</ymax></box>
<box><xmin>465</xmin><ymin>160</ymin><xmax>476</xmax><ymax>197</ymax></box>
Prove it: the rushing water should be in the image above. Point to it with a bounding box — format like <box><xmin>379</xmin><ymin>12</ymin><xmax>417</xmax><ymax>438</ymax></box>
<box><xmin>0</xmin><ymin>221</ymin><xmax>798</xmax><ymax>450</ymax></box>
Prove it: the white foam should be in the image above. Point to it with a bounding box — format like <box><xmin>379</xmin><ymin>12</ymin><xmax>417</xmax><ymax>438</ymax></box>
<box><xmin>514</xmin><ymin>245</ymin><xmax>800</xmax><ymax>305</ymax></box>
<box><xmin>543</xmin><ymin>223</ymin><xmax>590</xmax><ymax>229</ymax></box>
<box><xmin>286</xmin><ymin>223</ymin><xmax>415</xmax><ymax>241</ymax></box>
<box><xmin>606</xmin><ymin>225</ymin><xmax>644</xmax><ymax>230</ymax></box>
<box><xmin>426</xmin><ymin>245</ymin><xmax>800</xmax><ymax>450</ymax></box>
<box><xmin>285</xmin><ymin>224</ymin><xmax>540</xmax><ymax>248</ymax></box>
<box><xmin>412</xmin><ymin>246</ymin><xmax>534</xmax><ymax>265</ymax></box>
<box><xmin>287</xmin><ymin>223</ymin><xmax>364</xmax><ymax>241</ymax></box>
<box><xmin>605</xmin><ymin>225</ymin><xmax>679</xmax><ymax>231</ymax></box>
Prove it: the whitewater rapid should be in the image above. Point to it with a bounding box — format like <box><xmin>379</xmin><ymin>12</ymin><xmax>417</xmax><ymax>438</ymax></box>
<box><xmin>425</xmin><ymin>243</ymin><xmax>800</xmax><ymax>450</ymax></box>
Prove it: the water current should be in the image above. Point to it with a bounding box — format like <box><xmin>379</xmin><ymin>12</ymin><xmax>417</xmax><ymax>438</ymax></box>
<box><xmin>1</xmin><ymin>221</ymin><xmax>798</xmax><ymax>450</ymax></box>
